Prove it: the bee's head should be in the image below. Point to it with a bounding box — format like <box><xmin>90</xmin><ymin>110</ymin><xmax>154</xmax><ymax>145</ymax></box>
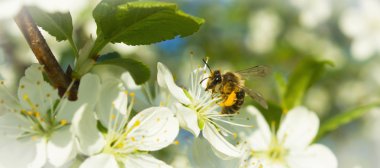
<box><xmin>206</xmin><ymin>70</ymin><xmax>222</xmax><ymax>90</ymax></box>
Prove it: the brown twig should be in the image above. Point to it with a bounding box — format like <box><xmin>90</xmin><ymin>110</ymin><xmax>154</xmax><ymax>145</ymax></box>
<box><xmin>14</xmin><ymin>7</ymin><xmax>77</xmax><ymax>100</ymax></box>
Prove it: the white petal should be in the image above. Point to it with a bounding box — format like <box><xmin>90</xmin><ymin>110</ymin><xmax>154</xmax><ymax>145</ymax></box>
<box><xmin>0</xmin><ymin>112</ymin><xmax>29</xmax><ymax>138</ymax></box>
<box><xmin>287</xmin><ymin>144</ymin><xmax>337</xmax><ymax>168</ymax></box>
<box><xmin>28</xmin><ymin>139</ymin><xmax>47</xmax><ymax>168</ymax></box>
<box><xmin>247</xmin><ymin>130</ymin><xmax>270</xmax><ymax>151</ymax></box>
<box><xmin>96</xmin><ymin>80</ymin><xmax>126</xmax><ymax>128</ymax></box>
<box><xmin>80</xmin><ymin>154</ymin><xmax>118</xmax><ymax>168</ymax></box>
<box><xmin>0</xmin><ymin>136</ymin><xmax>37</xmax><ymax>168</ymax></box>
<box><xmin>123</xmin><ymin>154</ymin><xmax>171</xmax><ymax>168</ymax></box>
<box><xmin>121</xmin><ymin>72</ymin><xmax>140</xmax><ymax>90</ymax></box>
<box><xmin>203</xmin><ymin>122</ymin><xmax>241</xmax><ymax>159</ymax></box>
<box><xmin>47</xmin><ymin>127</ymin><xmax>76</xmax><ymax>167</ymax></box>
<box><xmin>157</xmin><ymin>62</ymin><xmax>191</xmax><ymax>104</ymax></box>
<box><xmin>71</xmin><ymin>104</ymin><xmax>105</xmax><ymax>155</ymax></box>
<box><xmin>246</xmin><ymin>106</ymin><xmax>271</xmax><ymax>148</ymax></box>
<box><xmin>277</xmin><ymin>106</ymin><xmax>319</xmax><ymax>150</ymax></box>
<box><xmin>57</xmin><ymin>73</ymin><xmax>101</xmax><ymax>121</ymax></box>
<box><xmin>18</xmin><ymin>64</ymin><xmax>59</xmax><ymax>116</ymax></box>
<box><xmin>0</xmin><ymin>83</ymin><xmax>19</xmax><ymax>113</ymax></box>
<box><xmin>126</xmin><ymin>107</ymin><xmax>179</xmax><ymax>151</ymax></box>
<box><xmin>175</xmin><ymin>103</ymin><xmax>200</xmax><ymax>136</ymax></box>
<box><xmin>192</xmin><ymin>138</ymin><xmax>239</xmax><ymax>168</ymax></box>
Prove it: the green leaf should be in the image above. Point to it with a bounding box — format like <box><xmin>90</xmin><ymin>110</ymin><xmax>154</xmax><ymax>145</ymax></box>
<box><xmin>96</xmin><ymin>52</ymin><xmax>122</xmax><ymax>62</ymax></box>
<box><xmin>282</xmin><ymin>59</ymin><xmax>333</xmax><ymax>111</ymax></box>
<box><xmin>274</xmin><ymin>72</ymin><xmax>287</xmax><ymax>101</ymax></box>
<box><xmin>28</xmin><ymin>6</ymin><xmax>73</xmax><ymax>42</ymax></box>
<box><xmin>314</xmin><ymin>102</ymin><xmax>380</xmax><ymax>141</ymax></box>
<box><xmin>95</xmin><ymin>57</ymin><xmax>150</xmax><ymax>84</ymax></box>
<box><xmin>91</xmin><ymin>1</ymin><xmax>204</xmax><ymax>56</ymax></box>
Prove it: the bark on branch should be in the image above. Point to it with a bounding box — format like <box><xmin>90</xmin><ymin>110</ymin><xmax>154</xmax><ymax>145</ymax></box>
<box><xmin>14</xmin><ymin>7</ymin><xmax>77</xmax><ymax>100</ymax></box>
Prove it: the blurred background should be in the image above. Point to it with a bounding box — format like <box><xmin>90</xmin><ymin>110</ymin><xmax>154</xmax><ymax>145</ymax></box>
<box><xmin>1</xmin><ymin>0</ymin><xmax>380</xmax><ymax>167</ymax></box>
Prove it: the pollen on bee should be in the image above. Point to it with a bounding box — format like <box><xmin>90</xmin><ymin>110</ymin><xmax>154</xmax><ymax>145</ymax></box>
<box><xmin>220</xmin><ymin>91</ymin><xmax>236</xmax><ymax>107</ymax></box>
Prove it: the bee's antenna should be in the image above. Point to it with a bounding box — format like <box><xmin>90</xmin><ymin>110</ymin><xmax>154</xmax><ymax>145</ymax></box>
<box><xmin>200</xmin><ymin>77</ymin><xmax>210</xmax><ymax>84</ymax></box>
<box><xmin>202</xmin><ymin>58</ymin><xmax>212</xmax><ymax>72</ymax></box>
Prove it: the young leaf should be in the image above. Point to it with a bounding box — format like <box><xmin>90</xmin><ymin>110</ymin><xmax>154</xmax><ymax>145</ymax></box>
<box><xmin>95</xmin><ymin>57</ymin><xmax>150</xmax><ymax>84</ymax></box>
<box><xmin>282</xmin><ymin>59</ymin><xmax>333</xmax><ymax>112</ymax></box>
<box><xmin>91</xmin><ymin>1</ymin><xmax>204</xmax><ymax>56</ymax></box>
<box><xmin>314</xmin><ymin>102</ymin><xmax>380</xmax><ymax>141</ymax></box>
<box><xmin>28</xmin><ymin>6</ymin><xmax>73</xmax><ymax>42</ymax></box>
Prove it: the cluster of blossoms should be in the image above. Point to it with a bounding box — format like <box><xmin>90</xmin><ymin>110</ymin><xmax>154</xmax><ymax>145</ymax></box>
<box><xmin>0</xmin><ymin>62</ymin><xmax>338</xmax><ymax>167</ymax></box>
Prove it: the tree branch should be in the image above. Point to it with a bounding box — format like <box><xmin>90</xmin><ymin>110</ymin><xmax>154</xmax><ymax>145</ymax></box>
<box><xmin>14</xmin><ymin>7</ymin><xmax>77</xmax><ymax>100</ymax></box>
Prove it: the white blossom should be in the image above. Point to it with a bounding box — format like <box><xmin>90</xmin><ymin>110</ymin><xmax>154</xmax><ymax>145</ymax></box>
<box><xmin>157</xmin><ymin>62</ymin><xmax>247</xmax><ymax>159</ymax></box>
<box><xmin>339</xmin><ymin>0</ymin><xmax>380</xmax><ymax>60</ymax></box>
<box><xmin>240</xmin><ymin>106</ymin><xmax>337</xmax><ymax>168</ymax></box>
<box><xmin>0</xmin><ymin>64</ymin><xmax>98</xmax><ymax>167</ymax></box>
<box><xmin>72</xmin><ymin>77</ymin><xmax>179</xmax><ymax>168</ymax></box>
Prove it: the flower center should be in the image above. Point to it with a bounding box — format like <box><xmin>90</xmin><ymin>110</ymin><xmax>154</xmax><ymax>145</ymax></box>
<box><xmin>20</xmin><ymin>94</ymin><xmax>68</xmax><ymax>139</ymax></box>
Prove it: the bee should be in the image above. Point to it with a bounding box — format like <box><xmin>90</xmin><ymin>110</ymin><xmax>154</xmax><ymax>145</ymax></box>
<box><xmin>201</xmin><ymin>59</ymin><xmax>269</xmax><ymax>114</ymax></box>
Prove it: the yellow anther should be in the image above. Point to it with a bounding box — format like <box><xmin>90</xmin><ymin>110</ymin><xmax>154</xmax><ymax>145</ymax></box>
<box><xmin>23</xmin><ymin>94</ymin><xmax>29</xmax><ymax>100</ymax></box>
<box><xmin>134</xmin><ymin>120</ymin><xmax>141</xmax><ymax>127</ymax></box>
<box><xmin>60</xmin><ymin>119</ymin><xmax>68</xmax><ymax>126</ymax></box>
<box><xmin>233</xmin><ymin>132</ymin><xmax>238</xmax><ymax>139</ymax></box>
<box><xmin>131</xmin><ymin>137</ymin><xmax>136</xmax><ymax>142</ymax></box>
<box><xmin>220</xmin><ymin>91</ymin><xmax>236</xmax><ymax>107</ymax></box>
<box><xmin>0</xmin><ymin>81</ymin><xmax>4</xmax><ymax>85</ymax></box>
<box><xmin>34</xmin><ymin>112</ymin><xmax>40</xmax><ymax>118</ymax></box>
<box><xmin>156</xmin><ymin>118</ymin><xmax>160</xmax><ymax>122</ymax></box>
<box><xmin>116</xmin><ymin>143</ymin><xmax>124</xmax><ymax>149</ymax></box>
<box><xmin>27</xmin><ymin>111</ymin><xmax>33</xmax><ymax>115</ymax></box>
<box><xmin>129</xmin><ymin>92</ymin><xmax>135</xmax><ymax>97</ymax></box>
<box><xmin>20</xmin><ymin>85</ymin><xmax>25</xmax><ymax>89</ymax></box>
<box><xmin>31</xmin><ymin>136</ymin><xmax>38</xmax><ymax>141</ymax></box>
<box><xmin>111</xmin><ymin>114</ymin><xmax>116</xmax><ymax>120</ymax></box>
<box><xmin>124</xmin><ymin>90</ymin><xmax>128</xmax><ymax>95</ymax></box>
<box><xmin>173</xmin><ymin>140</ymin><xmax>180</xmax><ymax>145</ymax></box>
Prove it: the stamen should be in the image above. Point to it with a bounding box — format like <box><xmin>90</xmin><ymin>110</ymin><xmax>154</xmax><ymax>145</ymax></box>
<box><xmin>60</xmin><ymin>119</ymin><xmax>68</xmax><ymax>126</ymax></box>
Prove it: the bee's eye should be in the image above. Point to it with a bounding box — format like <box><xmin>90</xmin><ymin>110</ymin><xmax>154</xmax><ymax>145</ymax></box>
<box><xmin>216</xmin><ymin>77</ymin><xmax>221</xmax><ymax>82</ymax></box>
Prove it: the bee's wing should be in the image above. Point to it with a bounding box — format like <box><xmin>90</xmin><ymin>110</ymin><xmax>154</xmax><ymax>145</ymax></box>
<box><xmin>235</xmin><ymin>65</ymin><xmax>270</xmax><ymax>79</ymax></box>
<box><xmin>241</xmin><ymin>87</ymin><xmax>268</xmax><ymax>109</ymax></box>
